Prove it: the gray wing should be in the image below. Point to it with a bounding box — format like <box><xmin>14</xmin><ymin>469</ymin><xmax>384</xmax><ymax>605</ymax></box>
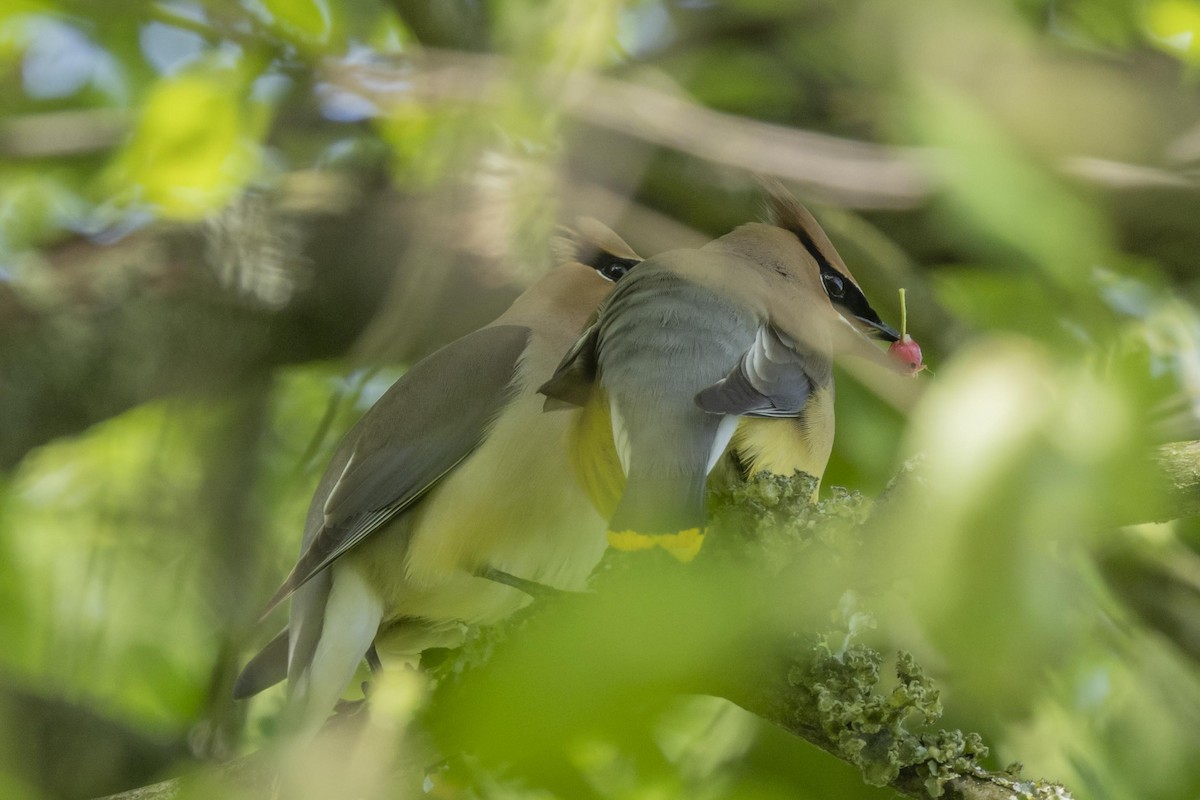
<box><xmin>260</xmin><ymin>324</ymin><xmax>531</xmax><ymax>614</ymax></box>
<box><xmin>694</xmin><ymin>325</ymin><xmax>822</xmax><ymax>418</ymax></box>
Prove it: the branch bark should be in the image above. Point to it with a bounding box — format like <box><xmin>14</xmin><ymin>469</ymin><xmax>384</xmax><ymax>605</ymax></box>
<box><xmin>1155</xmin><ymin>440</ymin><xmax>1200</xmax><ymax>521</ymax></box>
<box><xmin>0</xmin><ymin>178</ymin><xmax>519</xmax><ymax>471</ymax></box>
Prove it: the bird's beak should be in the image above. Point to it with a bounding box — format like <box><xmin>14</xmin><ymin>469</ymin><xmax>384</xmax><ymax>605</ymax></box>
<box><xmin>854</xmin><ymin>313</ymin><xmax>900</xmax><ymax>343</ymax></box>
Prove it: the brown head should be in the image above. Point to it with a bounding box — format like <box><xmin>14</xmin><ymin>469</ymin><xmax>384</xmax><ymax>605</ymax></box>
<box><xmin>500</xmin><ymin>219</ymin><xmax>642</xmax><ymax>334</ymax></box>
<box><xmin>759</xmin><ymin>179</ymin><xmax>901</xmax><ymax>349</ymax></box>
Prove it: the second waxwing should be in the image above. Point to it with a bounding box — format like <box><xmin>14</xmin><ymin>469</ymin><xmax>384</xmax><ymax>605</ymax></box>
<box><xmin>234</xmin><ymin>220</ymin><xmax>641</xmax><ymax>735</ymax></box>
<box><xmin>540</xmin><ymin>185</ymin><xmax>911</xmax><ymax>562</ymax></box>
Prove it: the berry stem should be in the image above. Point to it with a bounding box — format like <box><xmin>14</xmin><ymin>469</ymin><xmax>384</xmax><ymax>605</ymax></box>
<box><xmin>899</xmin><ymin>287</ymin><xmax>908</xmax><ymax>339</ymax></box>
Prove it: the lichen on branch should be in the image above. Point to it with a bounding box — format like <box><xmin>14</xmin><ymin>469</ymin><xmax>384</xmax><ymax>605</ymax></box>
<box><xmin>804</xmin><ymin>635</ymin><xmax>987</xmax><ymax>796</ymax></box>
<box><xmin>712</xmin><ymin>468</ymin><xmax>1073</xmax><ymax>800</ymax></box>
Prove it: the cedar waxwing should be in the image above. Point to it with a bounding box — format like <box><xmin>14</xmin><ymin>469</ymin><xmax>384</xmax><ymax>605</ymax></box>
<box><xmin>234</xmin><ymin>220</ymin><xmax>642</xmax><ymax>734</ymax></box>
<box><xmin>540</xmin><ymin>185</ymin><xmax>910</xmax><ymax>562</ymax></box>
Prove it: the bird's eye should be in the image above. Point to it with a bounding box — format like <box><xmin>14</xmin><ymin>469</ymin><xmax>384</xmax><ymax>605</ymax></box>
<box><xmin>600</xmin><ymin>262</ymin><xmax>629</xmax><ymax>281</ymax></box>
<box><xmin>594</xmin><ymin>255</ymin><xmax>638</xmax><ymax>282</ymax></box>
<box><xmin>822</xmin><ymin>272</ymin><xmax>845</xmax><ymax>299</ymax></box>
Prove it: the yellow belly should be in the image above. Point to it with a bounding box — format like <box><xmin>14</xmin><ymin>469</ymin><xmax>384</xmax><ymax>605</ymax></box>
<box><xmin>730</xmin><ymin>385</ymin><xmax>834</xmax><ymax>495</ymax></box>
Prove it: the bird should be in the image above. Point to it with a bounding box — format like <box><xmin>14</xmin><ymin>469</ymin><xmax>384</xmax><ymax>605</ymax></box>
<box><xmin>540</xmin><ymin>184</ymin><xmax>912</xmax><ymax>563</ymax></box>
<box><xmin>233</xmin><ymin>219</ymin><xmax>643</xmax><ymax>735</ymax></box>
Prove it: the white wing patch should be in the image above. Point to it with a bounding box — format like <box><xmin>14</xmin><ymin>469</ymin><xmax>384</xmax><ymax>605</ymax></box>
<box><xmin>609</xmin><ymin>397</ymin><xmax>632</xmax><ymax>477</ymax></box>
<box><xmin>323</xmin><ymin>453</ymin><xmax>357</xmax><ymax>523</ymax></box>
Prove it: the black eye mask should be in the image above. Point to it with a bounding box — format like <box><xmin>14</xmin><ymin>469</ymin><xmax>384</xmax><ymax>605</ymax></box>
<box><xmin>789</xmin><ymin>227</ymin><xmax>899</xmax><ymax>343</ymax></box>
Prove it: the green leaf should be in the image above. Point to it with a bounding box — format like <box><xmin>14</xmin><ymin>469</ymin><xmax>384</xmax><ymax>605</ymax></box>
<box><xmin>107</xmin><ymin>71</ymin><xmax>259</xmax><ymax>218</ymax></box>
<box><xmin>1145</xmin><ymin>0</ymin><xmax>1200</xmax><ymax>63</ymax></box>
<box><xmin>259</xmin><ymin>0</ymin><xmax>340</xmax><ymax>49</ymax></box>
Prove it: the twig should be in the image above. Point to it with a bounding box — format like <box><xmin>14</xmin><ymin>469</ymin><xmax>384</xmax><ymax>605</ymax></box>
<box><xmin>0</xmin><ymin>108</ymin><xmax>128</xmax><ymax>157</ymax></box>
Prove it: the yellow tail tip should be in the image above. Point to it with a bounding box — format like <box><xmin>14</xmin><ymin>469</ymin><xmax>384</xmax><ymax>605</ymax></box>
<box><xmin>607</xmin><ymin>530</ymin><xmax>658</xmax><ymax>552</ymax></box>
<box><xmin>607</xmin><ymin>528</ymin><xmax>705</xmax><ymax>562</ymax></box>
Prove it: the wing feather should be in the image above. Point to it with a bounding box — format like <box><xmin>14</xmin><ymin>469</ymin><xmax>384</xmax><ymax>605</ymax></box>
<box><xmin>694</xmin><ymin>325</ymin><xmax>819</xmax><ymax>418</ymax></box>
<box><xmin>260</xmin><ymin>325</ymin><xmax>530</xmax><ymax>615</ymax></box>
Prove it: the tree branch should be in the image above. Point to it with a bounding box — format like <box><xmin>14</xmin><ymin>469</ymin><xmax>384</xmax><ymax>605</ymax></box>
<box><xmin>9</xmin><ymin>50</ymin><xmax>1198</xmax><ymax>208</ymax></box>
<box><xmin>87</xmin><ymin>467</ymin><xmax>1112</xmax><ymax>800</ymax></box>
<box><xmin>0</xmin><ymin>178</ymin><xmax>520</xmax><ymax>471</ymax></box>
<box><xmin>422</xmin><ymin>552</ymin><xmax>1074</xmax><ymax>800</ymax></box>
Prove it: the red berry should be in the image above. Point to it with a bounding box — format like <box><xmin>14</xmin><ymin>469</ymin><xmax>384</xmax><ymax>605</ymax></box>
<box><xmin>889</xmin><ymin>335</ymin><xmax>923</xmax><ymax>373</ymax></box>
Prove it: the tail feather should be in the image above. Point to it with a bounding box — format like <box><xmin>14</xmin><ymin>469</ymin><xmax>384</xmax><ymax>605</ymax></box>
<box><xmin>609</xmin><ymin>472</ymin><xmax>707</xmax><ymax>536</ymax></box>
<box><xmin>233</xmin><ymin>628</ymin><xmax>289</xmax><ymax>700</ymax></box>
<box><xmin>284</xmin><ymin>566</ymin><xmax>383</xmax><ymax>737</ymax></box>
<box><xmin>608</xmin><ymin>471</ymin><xmax>709</xmax><ymax>563</ymax></box>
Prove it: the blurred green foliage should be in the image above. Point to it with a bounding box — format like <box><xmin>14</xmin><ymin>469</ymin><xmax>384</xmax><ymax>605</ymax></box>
<box><xmin>3</xmin><ymin>1</ymin><xmax>1200</xmax><ymax>799</ymax></box>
